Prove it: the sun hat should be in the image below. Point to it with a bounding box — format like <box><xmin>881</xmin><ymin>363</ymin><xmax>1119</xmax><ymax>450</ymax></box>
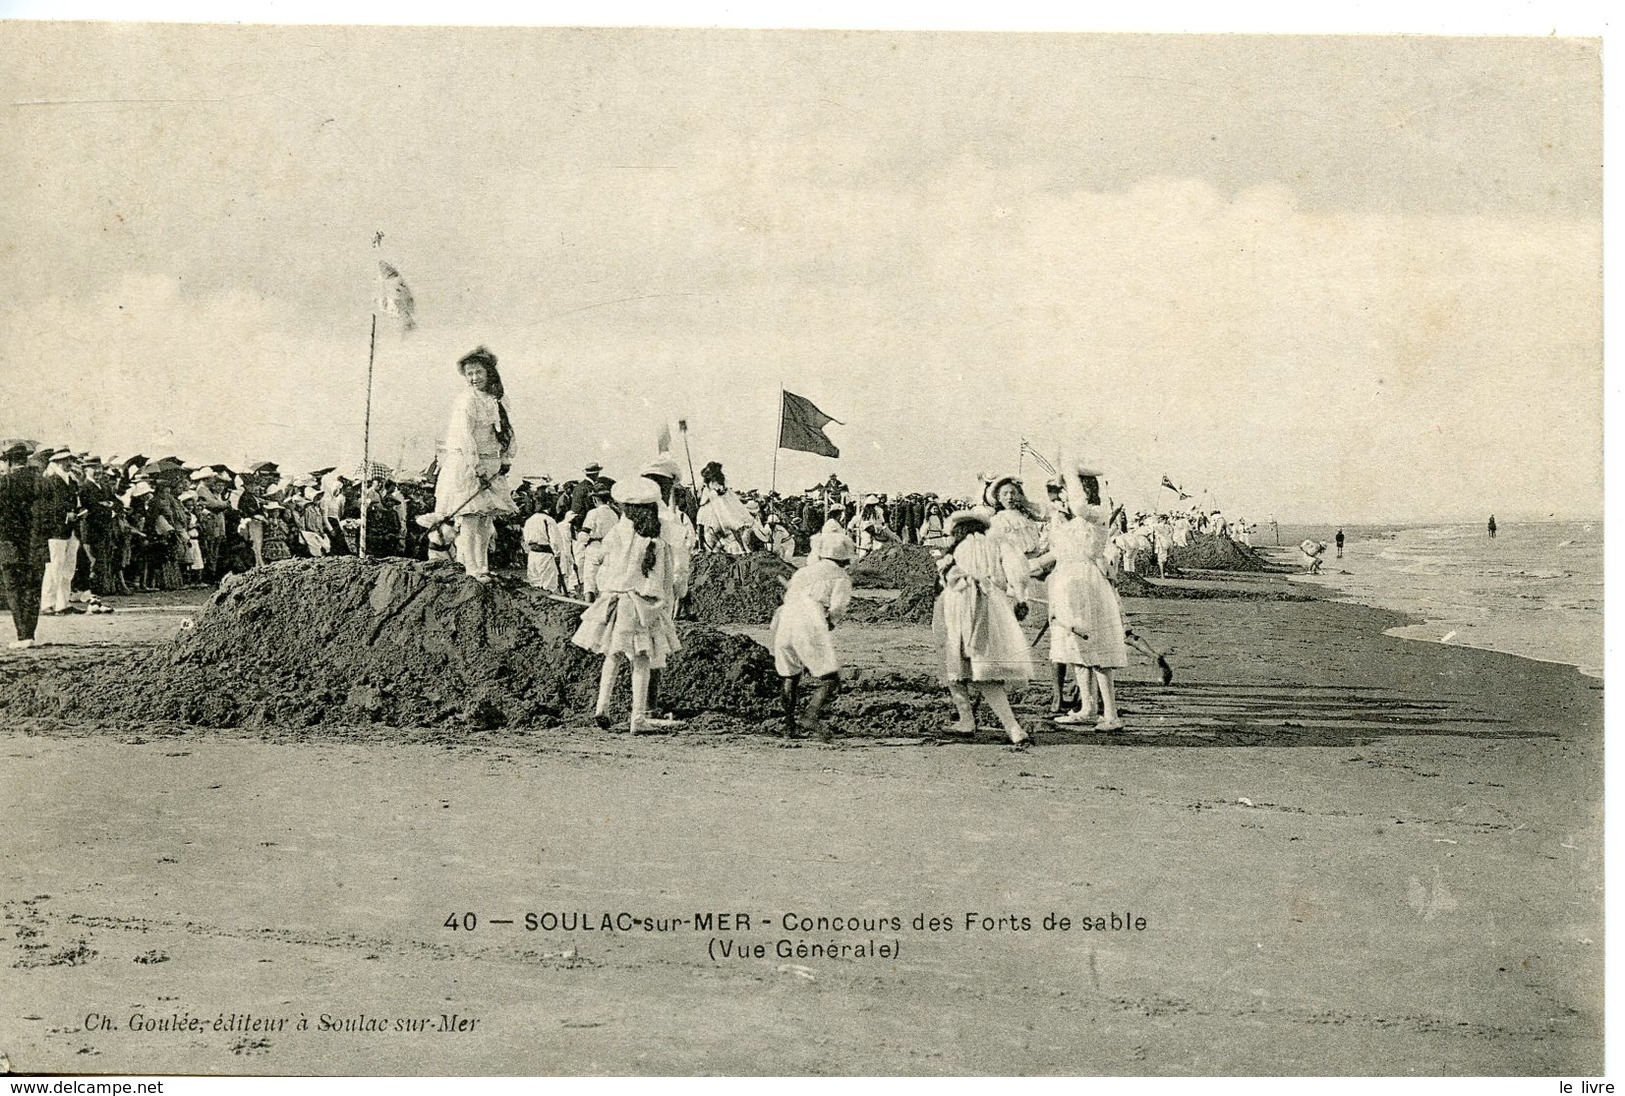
<box><xmin>641</xmin><ymin>454</ymin><xmax>681</xmax><ymax>480</ymax></box>
<box><xmin>815</xmin><ymin>532</ymin><xmax>857</xmax><ymax>562</ymax></box>
<box><xmin>610</xmin><ymin>477</ymin><xmax>660</xmax><ymax>506</ymax></box>
<box><xmin>948</xmin><ymin>509</ymin><xmax>993</xmax><ymax>535</ymax></box>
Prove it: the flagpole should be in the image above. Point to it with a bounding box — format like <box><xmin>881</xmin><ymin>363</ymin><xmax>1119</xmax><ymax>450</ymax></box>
<box><xmin>771</xmin><ymin>385</ymin><xmax>782</xmax><ymax>495</ymax></box>
<box><xmin>1018</xmin><ymin>438</ymin><xmax>1025</xmax><ymax>478</ymax></box>
<box><xmin>678</xmin><ymin>420</ymin><xmax>699</xmax><ymax>496</ymax></box>
<box><xmin>359</xmin><ymin>312</ymin><xmax>376</xmax><ymax>560</ymax></box>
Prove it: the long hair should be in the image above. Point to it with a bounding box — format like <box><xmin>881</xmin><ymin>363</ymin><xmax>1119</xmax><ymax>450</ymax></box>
<box><xmin>992</xmin><ymin>480</ymin><xmax>1043</xmax><ymax>521</ymax></box>
<box><xmin>625</xmin><ymin>502</ymin><xmax>663</xmax><ymax>576</ymax></box>
<box><xmin>700</xmin><ymin>461</ymin><xmax>726</xmax><ymax>488</ymax></box>
<box><xmin>459</xmin><ymin>346</ymin><xmax>514</xmax><ymax>452</ymax></box>
<box><xmin>1077</xmin><ymin>475</ymin><xmax>1102</xmax><ymax>507</ymax></box>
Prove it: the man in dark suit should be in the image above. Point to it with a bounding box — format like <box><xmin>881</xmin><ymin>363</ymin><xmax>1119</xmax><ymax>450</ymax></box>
<box><xmin>566</xmin><ymin>463</ymin><xmax>602</xmax><ymax>529</ymax></box>
<box><xmin>0</xmin><ymin>441</ymin><xmax>47</xmax><ymax>648</ymax></box>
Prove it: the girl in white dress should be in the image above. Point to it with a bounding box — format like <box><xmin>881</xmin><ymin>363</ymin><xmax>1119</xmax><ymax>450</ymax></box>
<box><xmin>986</xmin><ymin>475</ymin><xmax>1048</xmax><ymax>568</ymax></box>
<box><xmin>1030</xmin><ymin>460</ymin><xmax>1129</xmax><ymax>730</ymax></box>
<box><xmin>571</xmin><ymin>478</ymin><xmax>683</xmax><ymax>734</ymax></box>
<box><xmin>934</xmin><ymin>509</ymin><xmax>1034</xmax><ymax>746</ymax></box>
<box><xmin>771</xmin><ymin>531</ymin><xmax>855</xmax><ymax>739</ymax></box>
<box><xmin>695</xmin><ymin>461</ymin><xmax>761</xmax><ymax>554</ymax></box>
<box><xmin>434</xmin><ymin>346</ymin><xmax>517</xmax><ymax>581</ymax></box>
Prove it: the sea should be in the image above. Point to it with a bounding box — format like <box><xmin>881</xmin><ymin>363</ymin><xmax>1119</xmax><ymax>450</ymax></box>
<box><xmin>1266</xmin><ymin>521</ymin><xmax>1604</xmax><ymax>680</ymax></box>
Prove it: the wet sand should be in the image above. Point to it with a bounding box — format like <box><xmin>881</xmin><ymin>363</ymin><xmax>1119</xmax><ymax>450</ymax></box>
<box><xmin>0</xmin><ymin>577</ymin><xmax>1603</xmax><ymax>1075</ymax></box>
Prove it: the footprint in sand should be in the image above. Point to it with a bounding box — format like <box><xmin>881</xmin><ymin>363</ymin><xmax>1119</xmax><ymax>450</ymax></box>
<box><xmin>1406</xmin><ymin>866</ymin><xmax>1459</xmax><ymax>922</ymax></box>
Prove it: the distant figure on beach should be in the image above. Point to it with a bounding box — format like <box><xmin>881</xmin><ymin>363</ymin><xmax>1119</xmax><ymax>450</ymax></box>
<box><xmin>1488</xmin><ymin>514</ymin><xmax>1497</xmax><ymax>538</ymax></box>
<box><xmin>1335</xmin><ymin>529</ymin><xmax>1344</xmax><ymax>558</ymax></box>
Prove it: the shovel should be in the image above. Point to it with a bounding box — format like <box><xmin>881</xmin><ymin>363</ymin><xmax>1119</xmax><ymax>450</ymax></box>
<box><xmin>414</xmin><ymin>475</ymin><xmax>492</xmax><ymax>529</ymax></box>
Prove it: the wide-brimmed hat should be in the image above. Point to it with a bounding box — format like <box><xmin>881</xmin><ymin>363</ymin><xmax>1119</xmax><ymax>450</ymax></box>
<box><xmin>611</xmin><ymin>477</ymin><xmax>660</xmax><ymax>506</ymax></box>
<box><xmin>814</xmin><ymin>531</ymin><xmax>857</xmax><ymax>562</ymax></box>
<box><xmin>641</xmin><ymin>454</ymin><xmax>681</xmax><ymax>481</ymax></box>
<box><xmin>983</xmin><ymin>474</ymin><xmax>1021</xmax><ymax>507</ymax></box>
<box><xmin>583</xmin><ymin>462</ymin><xmax>603</xmax><ymax>476</ymax></box>
<box><xmin>0</xmin><ymin>438</ymin><xmax>35</xmax><ymax>461</ymax></box>
<box><xmin>948</xmin><ymin>509</ymin><xmax>993</xmax><ymax>535</ymax></box>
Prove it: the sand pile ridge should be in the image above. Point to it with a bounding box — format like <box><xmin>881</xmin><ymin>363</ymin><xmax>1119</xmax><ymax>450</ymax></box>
<box><xmin>0</xmin><ymin>557</ymin><xmax>782</xmax><ymax>729</ymax></box>
<box><xmin>684</xmin><ymin>552</ymin><xmax>796</xmax><ymax>625</ymax></box>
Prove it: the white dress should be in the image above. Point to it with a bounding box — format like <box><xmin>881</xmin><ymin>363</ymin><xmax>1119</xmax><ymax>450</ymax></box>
<box><xmin>658</xmin><ymin>501</ymin><xmax>696</xmax><ymax>600</ymax></box>
<box><xmin>435</xmin><ymin>388</ymin><xmax>517</xmax><ymax>518</ymax></box>
<box><xmin>1046</xmin><ymin>515</ymin><xmax>1129</xmax><ymax>669</ymax></box>
<box><xmin>771</xmin><ymin>558</ymin><xmax>853</xmax><ymax>678</ymax></box>
<box><xmin>697</xmin><ymin>484</ymin><xmax>761</xmax><ymax>553</ymax></box>
<box><xmin>571</xmin><ymin>519</ymin><xmax>682</xmax><ymax>668</ymax></box>
<box><xmin>934</xmin><ymin>531</ymin><xmax>1033</xmax><ymax>685</ymax></box>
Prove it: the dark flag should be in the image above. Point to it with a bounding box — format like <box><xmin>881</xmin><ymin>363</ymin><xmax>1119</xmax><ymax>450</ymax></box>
<box><xmin>779</xmin><ymin>390</ymin><xmax>842</xmax><ymax>458</ymax></box>
<box><xmin>1161</xmin><ymin>474</ymin><xmax>1192</xmax><ymax>500</ymax></box>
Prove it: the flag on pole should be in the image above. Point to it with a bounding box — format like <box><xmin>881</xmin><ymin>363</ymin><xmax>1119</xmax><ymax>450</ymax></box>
<box><xmin>779</xmin><ymin>391</ymin><xmax>841</xmax><ymax>457</ymax></box>
<box><xmin>376</xmin><ymin>261</ymin><xmax>416</xmax><ymax>331</ymax></box>
<box><xmin>1161</xmin><ymin>474</ymin><xmax>1191</xmax><ymax>500</ymax></box>
<box><xmin>1019</xmin><ymin>440</ymin><xmax>1057</xmax><ymax>476</ymax></box>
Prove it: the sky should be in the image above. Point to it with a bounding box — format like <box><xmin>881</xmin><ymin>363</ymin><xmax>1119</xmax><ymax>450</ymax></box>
<box><xmin>0</xmin><ymin>24</ymin><xmax>1602</xmax><ymax>523</ymax></box>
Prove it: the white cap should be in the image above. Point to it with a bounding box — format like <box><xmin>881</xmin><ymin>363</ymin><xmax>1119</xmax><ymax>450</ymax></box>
<box><xmin>641</xmin><ymin>454</ymin><xmax>681</xmax><ymax>480</ymax></box>
<box><xmin>814</xmin><ymin>531</ymin><xmax>857</xmax><ymax>562</ymax></box>
<box><xmin>611</xmin><ymin>477</ymin><xmax>661</xmax><ymax>506</ymax></box>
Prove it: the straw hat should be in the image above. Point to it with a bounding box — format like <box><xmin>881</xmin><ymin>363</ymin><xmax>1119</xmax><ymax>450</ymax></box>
<box><xmin>611</xmin><ymin>477</ymin><xmax>660</xmax><ymax>506</ymax></box>
<box><xmin>641</xmin><ymin>454</ymin><xmax>681</xmax><ymax>480</ymax></box>
<box><xmin>814</xmin><ymin>532</ymin><xmax>857</xmax><ymax>562</ymax></box>
<box><xmin>983</xmin><ymin>474</ymin><xmax>1020</xmax><ymax>507</ymax></box>
<box><xmin>947</xmin><ymin>508</ymin><xmax>993</xmax><ymax>535</ymax></box>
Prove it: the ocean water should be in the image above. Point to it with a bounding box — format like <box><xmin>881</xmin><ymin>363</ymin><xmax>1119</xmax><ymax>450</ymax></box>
<box><xmin>1269</xmin><ymin>522</ymin><xmax>1603</xmax><ymax>679</ymax></box>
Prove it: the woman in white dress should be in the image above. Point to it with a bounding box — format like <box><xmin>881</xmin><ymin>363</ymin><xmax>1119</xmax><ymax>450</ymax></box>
<box><xmin>850</xmin><ymin>496</ymin><xmax>897</xmax><ymax>556</ymax></box>
<box><xmin>1030</xmin><ymin>460</ymin><xmax>1129</xmax><ymax>731</ymax></box>
<box><xmin>933</xmin><ymin>509</ymin><xmax>1034</xmax><ymax>746</ymax></box>
<box><xmin>695</xmin><ymin>461</ymin><xmax>761</xmax><ymax>554</ymax></box>
<box><xmin>917</xmin><ymin>502</ymin><xmax>948</xmax><ymax>548</ymax></box>
<box><xmin>434</xmin><ymin>346</ymin><xmax>517</xmax><ymax>581</ymax></box>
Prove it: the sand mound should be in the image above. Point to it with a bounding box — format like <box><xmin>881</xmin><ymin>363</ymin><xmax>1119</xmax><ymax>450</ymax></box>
<box><xmin>844</xmin><ymin>545</ymin><xmax>941</xmax><ymax>623</ymax></box>
<box><xmin>845</xmin><ymin>583</ymin><xmax>938</xmax><ymax>624</ymax></box>
<box><xmin>0</xmin><ymin>557</ymin><xmax>781</xmax><ymax>729</ymax></box>
<box><xmin>849</xmin><ymin>545</ymin><xmax>940</xmax><ymax>590</ymax></box>
<box><xmin>1160</xmin><ymin>534</ymin><xmax>1273</xmax><ymax>573</ymax></box>
<box><xmin>1113</xmin><ymin>570</ymin><xmax>1310</xmax><ymax>602</ymax></box>
<box><xmin>685</xmin><ymin>552</ymin><xmax>797</xmax><ymax>625</ymax></box>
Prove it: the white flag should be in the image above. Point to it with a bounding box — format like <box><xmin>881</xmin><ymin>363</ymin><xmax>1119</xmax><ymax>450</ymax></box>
<box><xmin>376</xmin><ymin>261</ymin><xmax>416</xmax><ymax>331</ymax></box>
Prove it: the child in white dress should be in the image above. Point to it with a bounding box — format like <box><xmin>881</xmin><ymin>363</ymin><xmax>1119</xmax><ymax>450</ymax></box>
<box><xmin>934</xmin><ymin>509</ymin><xmax>1034</xmax><ymax>746</ymax></box>
<box><xmin>771</xmin><ymin>531</ymin><xmax>856</xmax><ymax>739</ymax></box>
<box><xmin>571</xmin><ymin>477</ymin><xmax>683</xmax><ymax>734</ymax></box>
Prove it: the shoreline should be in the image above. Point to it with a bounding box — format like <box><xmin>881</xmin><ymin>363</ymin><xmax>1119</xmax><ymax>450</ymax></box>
<box><xmin>1248</xmin><ymin>546</ymin><xmax>1604</xmax><ymax>682</ymax></box>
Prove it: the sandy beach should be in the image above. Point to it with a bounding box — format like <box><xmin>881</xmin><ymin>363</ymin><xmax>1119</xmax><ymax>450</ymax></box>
<box><xmin>0</xmin><ymin>569</ymin><xmax>1602</xmax><ymax>1076</ymax></box>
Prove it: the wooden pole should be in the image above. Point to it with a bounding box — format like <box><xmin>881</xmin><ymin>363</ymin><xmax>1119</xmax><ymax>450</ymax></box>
<box><xmin>678</xmin><ymin>419</ymin><xmax>699</xmax><ymax>495</ymax></box>
<box><xmin>771</xmin><ymin>386</ymin><xmax>782</xmax><ymax>495</ymax></box>
<box><xmin>359</xmin><ymin>312</ymin><xmax>376</xmax><ymax>559</ymax></box>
